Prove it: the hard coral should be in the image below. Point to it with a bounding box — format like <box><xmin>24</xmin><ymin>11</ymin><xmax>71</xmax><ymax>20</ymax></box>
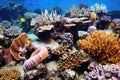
<box><xmin>10</xmin><ymin>33</ymin><xmax>33</xmax><ymax>60</ymax></box>
<box><xmin>0</xmin><ymin>68</ymin><xmax>21</xmax><ymax>80</ymax></box>
<box><xmin>77</xmin><ymin>30</ymin><xmax>120</xmax><ymax>64</ymax></box>
<box><xmin>4</xmin><ymin>26</ymin><xmax>20</xmax><ymax>37</ymax></box>
<box><xmin>84</xmin><ymin>63</ymin><xmax>120</xmax><ymax>80</ymax></box>
<box><xmin>57</xmin><ymin>46</ymin><xmax>90</xmax><ymax>70</ymax></box>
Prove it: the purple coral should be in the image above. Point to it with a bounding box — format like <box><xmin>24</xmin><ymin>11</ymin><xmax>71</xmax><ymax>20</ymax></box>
<box><xmin>2</xmin><ymin>20</ymin><xmax>11</xmax><ymax>29</ymax></box>
<box><xmin>24</xmin><ymin>63</ymin><xmax>47</xmax><ymax>80</ymax></box>
<box><xmin>84</xmin><ymin>63</ymin><xmax>120</xmax><ymax>80</ymax></box>
<box><xmin>101</xmin><ymin>15</ymin><xmax>111</xmax><ymax>22</ymax></box>
<box><xmin>4</xmin><ymin>26</ymin><xmax>20</xmax><ymax>37</ymax></box>
<box><xmin>87</xmin><ymin>26</ymin><xmax>97</xmax><ymax>33</ymax></box>
<box><xmin>60</xmin><ymin>32</ymin><xmax>74</xmax><ymax>46</ymax></box>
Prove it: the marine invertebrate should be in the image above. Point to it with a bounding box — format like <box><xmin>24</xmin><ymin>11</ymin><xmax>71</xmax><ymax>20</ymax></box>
<box><xmin>2</xmin><ymin>48</ymin><xmax>13</xmax><ymax>64</ymax></box>
<box><xmin>87</xmin><ymin>25</ymin><xmax>97</xmax><ymax>33</ymax></box>
<box><xmin>0</xmin><ymin>68</ymin><xmax>21</xmax><ymax>80</ymax></box>
<box><xmin>23</xmin><ymin>47</ymin><xmax>48</xmax><ymax>72</ymax></box>
<box><xmin>54</xmin><ymin>45</ymin><xmax>69</xmax><ymax>55</ymax></box>
<box><xmin>65</xmin><ymin>5</ymin><xmax>86</xmax><ymax>17</ymax></box>
<box><xmin>57</xmin><ymin>46</ymin><xmax>90</xmax><ymax>70</ymax></box>
<box><xmin>31</xmin><ymin>9</ymin><xmax>61</xmax><ymax>26</ymax></box>
<box><xmin>77</xmin><ymin>30</ymin><xmax>120</xmax><ymax>64</ymax></box>
<box><xmin>1</xmin><ymin>20</ymin><xmax>11</xmax><ymax>29</ymax></box>
<box><xmin>60</xmin><ymin>32</ymin><xmax>74</xmax><ymax>46</ymax></box>
<box><xmin>112</xmin><ymin>18</ymin><xmax>120</xmax><ymax>26</ymax></box>
<box><xmin>4</xmin><ymin>26</ymin><xmax>20</xmax><ymax>37</ymax></box>
<box><xmin>24</xmin><ymin>63</ymin><xmax>47</xmax><ymax>80</ymax></box>
<box><xmin>90</xmin><ymin>3</ymin><xmax>107</xmax><ymax>15</ymax></box>
<box><xmin>84</xmin><ymin>63</ymin><xmax>120</xmax><ymax>80</ymax></box>
<box><xmin>10</xmin><ymin>33</ymin><xmax>33</xmax><ymax>60</ymax></box>
<box><xmin>113</xmin><ymin>26</ymin><xmax>120</xmax><ymax>38</ymax></box>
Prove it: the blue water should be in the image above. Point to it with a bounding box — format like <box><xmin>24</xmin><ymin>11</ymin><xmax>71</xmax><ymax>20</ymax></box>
<box><xmin>0</xmin><ymin>0</ymin><xmax>120</xmax><ymax>11</ymax></box>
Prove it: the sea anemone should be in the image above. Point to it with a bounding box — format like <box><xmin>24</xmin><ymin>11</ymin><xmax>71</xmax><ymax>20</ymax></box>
<box><xmin>77</xmin><ymin>30</ymin><xmax>120</xmax><ymax>64</ymax></box>
<box><xmin>23</xmin><ymin>47</ymin><xmax>48</xmax><ymax>72</ymax></box>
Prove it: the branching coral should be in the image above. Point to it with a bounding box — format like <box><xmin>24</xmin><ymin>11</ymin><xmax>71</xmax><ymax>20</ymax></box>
<box><xmin>0</xmin><ymin>68</ymin><xmax>21</xmax><ymax>80</ymax></box>
<box><xmin>90</xmin><ymin>3</ymin><xmax>107</xmax><ymax>15</ymax></box>
<box><xmin>65</xmin><ymin>5</ymin><xmax>89</xmax><ymax>17</ymax></box>
<box><xmin>84</xmin><ymin>63</ymin><xmax>120</xmax><ymax>80</ymax></box>
<box><xmin>77</xmin><ymin>30</ymin><xmax>120</xmax><ymax>64</ymax></box>
<box><xmin>31</xmin><ymin>9</ymin><xmax>61</xmax><ymax>26</ymax></box>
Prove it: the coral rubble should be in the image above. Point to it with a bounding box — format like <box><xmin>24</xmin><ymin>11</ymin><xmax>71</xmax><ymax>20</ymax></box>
<box><xmin>77</xmin><ymin>30</ymin><xmax>120</xmax><ymax>64</ymax></box>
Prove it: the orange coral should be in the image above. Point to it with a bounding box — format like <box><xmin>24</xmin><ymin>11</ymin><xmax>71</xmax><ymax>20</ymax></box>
<box><xmin>77</xmin><ymin>30</ymin><xmax>120</xmax><ymax>64</ymax></box>
<box><xmin>0</xmin><ymin>68</ymin><xmax>21</xmax><ymax>80</ymax></box>
<box><xmin>10</xmin><ymin>33</ymin><xmax>33</xmax><ymax>60</ymax></box>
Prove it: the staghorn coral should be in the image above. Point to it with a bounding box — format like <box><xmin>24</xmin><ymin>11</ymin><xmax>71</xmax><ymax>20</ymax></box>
<box><xmin>84</xmin><ymin>63</ymin><xmax>120</xmax><ymax>80</ymax></box>
<box><xmin>90</xmin><ymin>3</ymin><xmax>107</xmax><ymax>15</ymax></box>
<box><xmin>0</xmin><ymin>68</ymin><xmax>21</xmax><ymax>80</ymax></box>
<box><xmin>4</xmin><ymin>26</ymin><xmax>20</xmax><ymax>37</ymax></box>
<box><xmin>77</xmin><ymin>30</ymin><xmax>120</xmax><ymax>64</ymax></box>
<box><xmin>10</xmin><ymin>33</ymin><xmax>33</xmax><ymax>60</ymax></box>
<box><xmin>57</xmin><ymin>46</ymin><xmax>90</xmax><ymax>70</ymax></box>
<box><xmin>31</xmin><ymin>9</ymin><xmax>61</xmax><ymax>26</ymax></box>
<box><xmin>65</xmin><ymin>5</ymin><xmax>89</xmax><ymax>17</ymax></box>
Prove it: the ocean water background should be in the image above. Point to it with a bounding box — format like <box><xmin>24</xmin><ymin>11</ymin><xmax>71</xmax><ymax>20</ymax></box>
<box><xmin>0</xmin><ymin>0</ymin><xmax>120</xmax><ymax>11</ymax></box>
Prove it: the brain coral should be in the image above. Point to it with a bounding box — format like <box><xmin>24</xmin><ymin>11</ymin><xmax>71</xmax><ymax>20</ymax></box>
<box><xmin>77</xmin><ymin>30</ymin><xmax>120</xmax><ymax>64</ymax></box>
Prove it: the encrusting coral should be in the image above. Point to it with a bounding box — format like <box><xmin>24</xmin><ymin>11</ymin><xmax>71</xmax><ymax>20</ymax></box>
<box><xmin>0</xmin><ymin>68</ymin><xmax>21</xmax><ymax>80</ymax></box>
<box><xmin>10</xmin><ymin>33</ymin><xmax>33</xmax><ymax>60</ymax></box>
<box><xmin>57</xmin><ymin>46</ymin><xmax>90</xmax><ymax>70</ymax></box>
<box><xmin>77</xmin><ymin>30</ymin><xmax>120</xmax><ymax>64</ymax></box>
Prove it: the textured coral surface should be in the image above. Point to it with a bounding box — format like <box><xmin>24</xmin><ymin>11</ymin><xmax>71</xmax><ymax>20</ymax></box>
<box><xmin>77</xmin><ymin>30</ymin><xmax>120</xmax><ymax>64</ymax></box>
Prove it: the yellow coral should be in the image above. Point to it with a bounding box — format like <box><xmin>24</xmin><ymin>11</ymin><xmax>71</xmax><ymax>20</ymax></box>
<box><xmin>0</xmin><ymin>68</ymin><xmax>21</xmax><ymax>80</ymax></box>
<box><xmin>77</xmin><ymin>30</ymin><xmax>120</xmax><ymax>64</ymax></box>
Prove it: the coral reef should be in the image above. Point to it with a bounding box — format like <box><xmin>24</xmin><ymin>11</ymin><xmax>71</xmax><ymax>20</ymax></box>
<box><xmin>57</xmin><ymin>46</ymin><xmax>90</xmax><ymax>70</ymax></box>
<box><xmin>84</xmin><ymin>62</ymin><xmax>120</xmax><ymax>80</ymax></box>
<box><xmin>90</xmin><ymin>3</ymin><xmax>107</xmax><ymax>16</ymax></box>
<box><xmin>23</xmin><ymin>47</ymin><xmax>48</xmax><ymax>72</ymax></box>
<box><xmin>0</xmin><ymin>2</ymin><xmax>27</xmax><ymax>21</ymax></box>
<box><xmin>77</xmin><ymin>30</ymin><xmax>120</xmax><ymax>64</ymax></box>
<box><xmin>4</xmin><ymin>26</ymin><xmax>20</xmax><ymax>37</ymax></box>
<box><xmin>1</xmin><ymin>20</ymin><xmax>11</xmax><ymax>29</ymax></box>
<box><xmin>0</xmin><ymin>68</ymin><xmax>21</xmax><ymax>80</ymax></box>
<box><xmin>10</xmin><ymin>33</ymin><xmax>33</xmax><ymax>60</ymax></box>
<box><xmin>112</xmin><ymin>18</ymin><xmax>120</xmax><ymax>26</ymax></box>
<box><xmin>78</xmin><ymin>3</ymin><xmax>88</xmax><ymax>9</ymax></box>
<box><xmin>65</xmin><ymin>5</ymin><xmax>89</xmax><ymax>17</ymax></box>
<box><xmin>87</xmin><ymin>25</ymin><xmax>97</xmax><ymax>33</ymax></box>
<box><xmin>24</xmin><ymin>63</ymin><xmax>47</xmax><ymax>80</ymax></box>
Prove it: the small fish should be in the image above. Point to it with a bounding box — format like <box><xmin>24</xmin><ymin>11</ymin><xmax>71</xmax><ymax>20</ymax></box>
<box><xmin>20</xmin><ymin>17</ymin><xmax>26</xmax><ymax>23</ymax></box>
